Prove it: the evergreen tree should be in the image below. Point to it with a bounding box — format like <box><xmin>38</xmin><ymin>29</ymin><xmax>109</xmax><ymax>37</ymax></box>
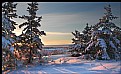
<box><xmin>2</xmin><ymin>2</ymin><xmax>18</xmax><ymax>47</ymax></box>
<box><xmin>70</xmin><ymin>23</ymin><xmax>93</xmax><ymax>57</ymax></box>
<box><xmin>70</xmin><ymin>5</ymin><xmax>121</xmax><ymax>60</ymax></box>
<box><xmin>82</xmin><ymin>23</ymin><xmax>92</xmax><ymax>43</ymax></box>
<box><xmin>2</xmin><ymin>2</ymin><xmax>18</xmax><ymax>71</ymax></box>
<box><xmin>70</xmin><ymin>29</ymin><xmax>85</xmax><ymax>56</ymax></box>
<box><xmin>85</xmin><ymin>5</ymin><xmax>121</xmax><ymax>60</ymax></box>
<box><xmin>18</xmin><ymin>2</ymin><xmax>46</xmax><ymax>64</ymax></box>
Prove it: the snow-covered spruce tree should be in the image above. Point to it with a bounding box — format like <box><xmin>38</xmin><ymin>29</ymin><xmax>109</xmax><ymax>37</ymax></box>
<box><xmin>70</xmin><ymin>30</ymin><xmax>85</xmax><ymax>56</ymax></box>
<box><xmin>82</xmin><ymin>23</ymin><xmax>92</xmax><ymax>43</ymax></box>
<box><xmin>2</xmin><ymin>2</ymin><xmax>18</xmax><ymax>71</ymax></box>
<box><xmin>85</xmin><ymin>5</ymin><xmax>121</xmax><ymax>60</ymax></box>
<box><xmin>69</xmin><ymin>23</ymin><xmax>92</xmax><ymax>57</ymax></box>
<box><xmin>18</xmin><ymin>2</ymin><xmax>46</xmax><ymax>64</ymax></box>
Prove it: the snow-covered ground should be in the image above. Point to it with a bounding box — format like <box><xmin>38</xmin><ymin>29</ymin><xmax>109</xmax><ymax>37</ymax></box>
<box><xmin>6</xmin><ymin>54</ymin><xmax>121</xmax><ymax>74</ymax></box>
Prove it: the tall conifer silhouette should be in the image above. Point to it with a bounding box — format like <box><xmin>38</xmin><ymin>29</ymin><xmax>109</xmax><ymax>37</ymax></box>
<box><xmin>18</xmin><ymin>2</ymin><xmax>46</xmax><ymax>63</ymax></box>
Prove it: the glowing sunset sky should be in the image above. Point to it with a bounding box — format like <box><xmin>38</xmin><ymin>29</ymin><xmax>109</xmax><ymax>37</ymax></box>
<box><xmin>13</xmin><ymin>2</ymin><xmax>121</xmax><ymax>45</ymax></box>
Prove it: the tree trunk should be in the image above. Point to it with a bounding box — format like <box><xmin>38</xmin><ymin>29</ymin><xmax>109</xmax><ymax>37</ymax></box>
<box><xmin>28</xmin><ymin>20</ymin><xmax>33</xmax><ymax>64</ymax></box>
<box><xmin>28</xmin><ymin>47</ymin><xmax>32</xmax><ymax>64</ymax></box>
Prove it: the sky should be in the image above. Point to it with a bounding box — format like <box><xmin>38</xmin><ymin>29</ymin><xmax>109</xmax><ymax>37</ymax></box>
<box><xmin>12</xmin><ymin>2</ymin><xmax>121</xmax><ymax>45</ymax></box>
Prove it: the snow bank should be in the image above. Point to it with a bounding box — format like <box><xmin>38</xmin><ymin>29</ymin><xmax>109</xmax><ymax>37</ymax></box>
<box><xmin>89</xmin><ymin>61</ymin><xmax>121</xmax><ymax>72</ymax></box>
<box><xmin>8</xmin><ymin>56</ymin><xmax>121</xmax><ymax>74</ymax></box>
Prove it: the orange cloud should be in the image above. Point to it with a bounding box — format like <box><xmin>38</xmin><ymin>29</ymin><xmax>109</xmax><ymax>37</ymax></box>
<box><xmin>13</xmin><ymin>30</ymin><xmax>73</xmax><ymax>45</ymax></box>
<box><xmin>42</xmin><ymin>39</ymin><xmax>72</xmax><ymax>45</ymax></box>
<box><xmin>46</xmin><ymin>32</ymin><xmax>71</xmax><ymax>35</ymax></box>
